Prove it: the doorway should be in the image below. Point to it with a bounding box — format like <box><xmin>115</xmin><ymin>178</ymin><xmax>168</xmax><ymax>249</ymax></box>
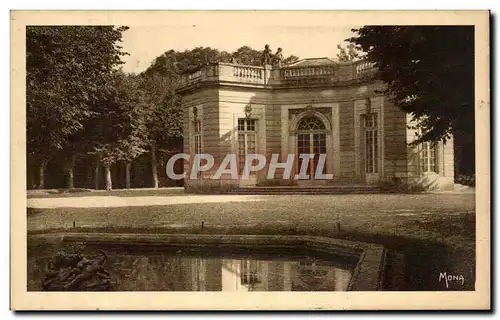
<box><xmin>296</xmin><ymin>116</ymin><xmax>327</xmax><ymax>179</ymax></box>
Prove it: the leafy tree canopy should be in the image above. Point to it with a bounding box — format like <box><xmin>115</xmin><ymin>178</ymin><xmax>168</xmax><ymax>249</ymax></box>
<box><xmin>26</xmin><ymin>26</ymin><xmax>129</xmax><ymax>161</ymax></box>
<box><xmin>336</xmin><ymin>43</ymin><xmax>361</xmax><ymax>62</ymax></box>
<box><xmin>348</xmin><ymin>26</ymin><xmax>474</xmax><ymax>144</ymax></box>
<box><xmin>90</xmin><ymin>71</ymin><xmax>150</xmax><ymax>165</ymax></box>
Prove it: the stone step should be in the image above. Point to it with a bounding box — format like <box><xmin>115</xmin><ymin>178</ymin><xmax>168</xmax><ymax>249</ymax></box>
<box><xmin>221</xmin><ymin>186</ymin><xmax>384</xmax><ymax>195</ymax></box>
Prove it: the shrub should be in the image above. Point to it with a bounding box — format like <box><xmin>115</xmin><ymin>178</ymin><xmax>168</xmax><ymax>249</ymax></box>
<box><xmin>455</xmin><ymin>174</ymin><xmax>475</xmax><ymax>187</ymax></box>
<box><xmin>378</xmin><ymin>177</ymin><xmax>427</xmax><ymax>193</ymax></box>
<box><xmin>184</xmin><ymin>182</ymin><xmax>238</xmax><ymax>194</ymax></box>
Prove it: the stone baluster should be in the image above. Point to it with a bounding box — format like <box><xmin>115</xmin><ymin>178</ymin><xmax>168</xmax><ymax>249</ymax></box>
<box><xmin>230</xmin><ymin>65</ymin><xmax>264</xmax><ymax>81</ymax></box>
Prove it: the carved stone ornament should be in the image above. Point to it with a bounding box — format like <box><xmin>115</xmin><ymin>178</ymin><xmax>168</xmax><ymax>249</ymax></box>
<box><xmin>42</xmin><ymin>249</ymin><xmax>112</xmax><ymax>291</ymax></box>
<box><xmin>304</xmin><ymin>104</ymin><xmax>315</xmax><ymax>115</ymax></box>
<box><xmin>244</xmin><ymin>104</ymin><xmax>252</xmax><ymax>119</ymax></box>
<box><xmin>289</xmin><ymin>107</ymin><xmax>332</xmax><ymax>121</ymax></box>
<box><xmin>192</xmin><ymin>106</ymin><xmax>198</xmax><ymax>120</ymax></box>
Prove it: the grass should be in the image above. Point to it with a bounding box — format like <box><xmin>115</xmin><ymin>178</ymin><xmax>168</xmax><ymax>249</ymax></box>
<box><xmin>27</xmin><ymin>193</ymin><xmax>476</xmax><ymax>290</ymax></box>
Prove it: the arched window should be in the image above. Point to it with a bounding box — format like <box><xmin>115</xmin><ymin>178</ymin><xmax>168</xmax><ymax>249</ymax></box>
<box><xmin>297</xmin><ymin>116</ymin><xmax>325</xmax><ymax>131</ymax></box>
<box><xmin>296</xmin><ymin>115</ymin><xmax>327</xmax><ymax>178</ymax></box>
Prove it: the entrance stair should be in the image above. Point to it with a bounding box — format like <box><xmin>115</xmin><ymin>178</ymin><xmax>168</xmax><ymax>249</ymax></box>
<box><xmin>221</xmin><ymin>185</ymin><xmax>383</xmax><ymax>195</ymax></box>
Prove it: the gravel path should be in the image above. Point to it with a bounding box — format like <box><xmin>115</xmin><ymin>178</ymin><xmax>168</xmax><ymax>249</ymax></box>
<box><xmin>27</xmin><ymin>194</ymin><xmax>264</xmax><ymax>209</ymax></box>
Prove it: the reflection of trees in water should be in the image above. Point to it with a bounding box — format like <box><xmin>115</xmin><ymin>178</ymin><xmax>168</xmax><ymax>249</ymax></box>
<box><xmin>110</xmin><ymin>255</ymin><xmax>186</xmax><ymax>291</ymax></box>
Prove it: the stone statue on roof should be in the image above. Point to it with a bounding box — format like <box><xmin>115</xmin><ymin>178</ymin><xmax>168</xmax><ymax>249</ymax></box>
<box><xmin>261</xmin><ymin>44</ymin><xmax>272</xmax><ymax>65</ymax></box>
<box><xmin>272</xmin><ymin>47</ymin><xmax>284</xmax><ymax>67</ymax></box>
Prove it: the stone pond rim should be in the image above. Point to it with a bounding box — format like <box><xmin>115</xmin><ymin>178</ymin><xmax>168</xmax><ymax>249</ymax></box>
<box><xmin>28</xmin><ymin>232</ymin><xmax>389</xmax><ymax>291</ymax></box>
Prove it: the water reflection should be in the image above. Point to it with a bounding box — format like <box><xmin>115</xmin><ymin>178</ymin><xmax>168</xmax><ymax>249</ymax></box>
<box><xmin>28</xmin><ymin>247</ymin><xmax>354</xmax><ymax>291</ymax></box>
<box><xmin>219</xmin><ymin>259</ymin><xmax>352</xmax><ymax>291</ymax></box>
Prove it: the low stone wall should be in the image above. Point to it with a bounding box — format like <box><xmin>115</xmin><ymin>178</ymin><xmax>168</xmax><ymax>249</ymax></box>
<box><xmin>29</xmin><ymin>232</ymin><xmax>387</xmax><ymax>291</ymax></box>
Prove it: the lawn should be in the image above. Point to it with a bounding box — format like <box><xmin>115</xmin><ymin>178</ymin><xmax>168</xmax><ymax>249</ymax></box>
<box><xmin>27</xmin><ymin>192</ymin><xmax>476</xmax><ymax>290</ymax></box>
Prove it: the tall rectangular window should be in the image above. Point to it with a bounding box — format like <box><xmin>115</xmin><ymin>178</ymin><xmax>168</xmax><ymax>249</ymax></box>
<box><xmin>364</xmin><ymin>113</ymin><xmax>378</xmax><ymax>174</ymax></box>
<box><xmin>420</xmin><ymin>142</ymin><xmax>437</xmax><ymax>173</ymax></box>
<box><xmin>192</xmin><ymin>119</ymin><xmax>203</xmax><ymax>178</ymax></box>
<box><xmin>238</xmin><ymin>119</ymin><xmax>257</xmax><ymax>174</ymax></box>
<box><xmin>193</xmin><ymin>120</ymin><xmax>202</xmax><ymax>155</ymax></box>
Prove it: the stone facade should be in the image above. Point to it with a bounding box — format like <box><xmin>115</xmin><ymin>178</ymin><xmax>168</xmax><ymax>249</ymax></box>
<box><xmin>176</xmin><ymin>58</ymin><xmax>454</xmax><ymax>190</ymax></box>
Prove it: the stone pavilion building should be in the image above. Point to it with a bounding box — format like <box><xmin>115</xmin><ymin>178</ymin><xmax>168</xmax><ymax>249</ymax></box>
<box><xmin>176</xmin><ymin>58</ymin><xmax>454</xmax><ymax>190</ymax></box>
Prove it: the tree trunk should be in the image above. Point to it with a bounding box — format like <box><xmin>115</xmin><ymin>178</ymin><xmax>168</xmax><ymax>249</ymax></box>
<box><xmin>38</xmin><ymin>160</ymin><xmax>47</xmax><ymax>189</ymax></box>
<box><xmin>94</xmin><ymin>158</ymin><xmax>100</xmax><ymax>190</ymax></box>
<box><xmin>104</xmin><ymin>165</ymin><xmax>112</xmax><ymax>191</ymax></box>
<box><xmin>151</xmin><ymin>141</ymin><xmax>158</xmax><ymax>188</ymax></box>
<box><xmin>125</xmin><ymin>162</ymin><xmax>131</xmax><ymax>189</ymax></box>
<box><xmin>67</xmin><ymin>155</ymin><xmax>76</xmax><ymax>189</ymax></box>
<box><xmin>86</xmin><ymin>165</ymin><xmax>93</xmax><ymax>188</ymax></box>
<box><xmin>28</xmin><ymin>169</ymin><xmax>35</xmax><ymax>189</ymax></box>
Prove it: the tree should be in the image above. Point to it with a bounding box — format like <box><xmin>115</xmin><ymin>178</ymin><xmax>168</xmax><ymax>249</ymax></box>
<box><xmin>232</xmin><ymin>46</ymin><xmax>262</xmax><ymax>65</ymax></box>
<box><xmin>347</xmin><ymin>26</ymin><xmax>475</xmax><ymax>175</ymax></box>
<box><xmin>89</xmin><ymin>71</ymin><xmax>149</xmax><ymax>191</ymax></box>
<box><xmin>168</xmin><ymin>47</ymin><xmax>232</xmax><ymax>73</ymax></box>
<box><xmin>141</xmin><ymin>50</ymin><xmax>192</xmax><ymax>187</ymax></box>
<box><xmin>26</xmin><ymin>26</ymin><xmax>129</xmax><ymax>188</ymax></box>
<box><xmin>336</xmin><ymin>43</ymin><xmax>361</xmax><ymax>62</ymax></box>
<box><xmin>283</xmin><ymin>54</ymin><xmax>300</xmax><ymax>66</ymax></box>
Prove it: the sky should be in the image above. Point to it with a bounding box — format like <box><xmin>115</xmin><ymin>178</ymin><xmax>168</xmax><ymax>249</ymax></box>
<box><xmin>120</xmin><ymin>25</ymin><xmax>357</xmax><ymax>74</ymax></box>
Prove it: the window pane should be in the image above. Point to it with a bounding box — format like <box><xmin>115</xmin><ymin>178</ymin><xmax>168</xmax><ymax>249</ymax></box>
<box><xmin>194</xmin><ymin>120</ymin><xmax>201</xmax><ymax>133</ymax></box>
<box><xmin>313</xmin><ymin>134</ymin><xmax>326</xmax><ymax>153</ymax></box>
<box><xmin>373</xmin><ymin>130</ymin><xmax>378</xmax><ymax>173</ymax></box>
<box><xmin>238</xmin><ymin>119</ymin><xmax>245</xmax><ymax>131</ymax></box>
<box><xmin>238</xmin><ymin>119</ymin><xmax>257</xmax><ymax>132</ymax></box>
<box><xmin>247</xmin><ymin>134</ymin><xmax>256</xmax><ymax>153</ymax></box>
<box><xmin>297</xmin><ymin>116</ymin><xmax>325</xmax><ymax>131</ymax></box>
<box><xmin>365</xmin><ymin>131</ymin><xmax>371</xmax><ymax>173</ymax></box>
<box><xmin>238</xmin><ymin>134</ymin><xmax>245</xmax><ymax>149</ymax></box>
<box><xmin>419</xmin><ymin>142</ymin><xmax>440</xmax><ymax>173</ymax></box>
<box><xmin>365</xmin><ymin>129</ymin><xmax>378</xmax><ymax>174</ymax></box>
<box><xmin>238</xmin><ymin>134</ymin><xmax>246</xmax><ymax>174</ymax></box>
<box><xmin>430</xmin><ymin>143</ymin><xmax>437</xmax><ymax>173</ymax></box>
<box><xmin>297</xmin><ymin>134</ymin><xmax>310</xmax><ymax>154</ymax></box>
<box><xmin>247</xmin><ymin>120</ymin><xmax>256</xmax><ymax>131</ymax></box>
<box><xmin>194</xmin><ymin>135</ymin><xmax>202</xmax><ymax>154</ymax></box>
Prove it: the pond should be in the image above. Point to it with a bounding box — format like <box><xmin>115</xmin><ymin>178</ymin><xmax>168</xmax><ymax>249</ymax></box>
<box><xmin>27</xmin><ymin>243</ymin><xmax>359</xmax><ymax>292</ymax></box>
